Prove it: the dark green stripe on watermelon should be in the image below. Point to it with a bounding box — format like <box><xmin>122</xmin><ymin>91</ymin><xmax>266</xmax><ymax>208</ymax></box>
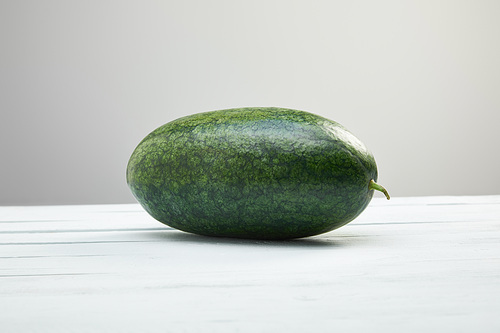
<box><xmin>127</xmin><ymin>107</ymin><xmax>387</xmax><ymax>240</ymax></box>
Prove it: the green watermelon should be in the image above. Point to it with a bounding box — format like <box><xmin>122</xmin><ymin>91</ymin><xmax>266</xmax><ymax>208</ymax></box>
<box><xmin>127</xmin><ymin>107</ymin><xmax>389</xmax><ymax>240</ymax></box>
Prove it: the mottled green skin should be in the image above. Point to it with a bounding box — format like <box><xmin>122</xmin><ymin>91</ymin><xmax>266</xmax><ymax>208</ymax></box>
<box><xmin>127</xmin><ymin>107</ymin><xmax>378</xmax><ymax>240</ymax></box>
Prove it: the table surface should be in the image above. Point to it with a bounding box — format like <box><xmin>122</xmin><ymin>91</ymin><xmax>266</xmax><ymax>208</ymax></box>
<box><xmin>1</xmin><ymin>195</ymin><xmax>500</xmax><ymax>332</ymax></box>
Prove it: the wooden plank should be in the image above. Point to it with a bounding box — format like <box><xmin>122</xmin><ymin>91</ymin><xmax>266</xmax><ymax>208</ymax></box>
<box><xmin>1</xmin><ymin>196</ymin><xmax>499</xmax><ymax>332</ymax></box>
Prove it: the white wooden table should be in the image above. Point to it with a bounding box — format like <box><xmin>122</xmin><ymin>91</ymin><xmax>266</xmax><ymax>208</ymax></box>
<box><xmin>1</xmin><ymin>196</ymin><xmax>500</xmax><ymax>332</ymax></box>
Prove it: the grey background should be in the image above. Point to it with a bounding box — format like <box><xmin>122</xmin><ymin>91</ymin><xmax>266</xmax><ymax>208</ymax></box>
<box><xmin>1</xmin><ymin>0</ymin><xmax>499</xmax><ymax>205</ymax></box>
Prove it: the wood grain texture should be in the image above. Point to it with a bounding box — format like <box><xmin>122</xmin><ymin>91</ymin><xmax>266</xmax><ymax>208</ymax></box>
<box><xmin>1</xmin><ymin>196</ymin><xmax>499</xmax><ymax>332</ymax></box>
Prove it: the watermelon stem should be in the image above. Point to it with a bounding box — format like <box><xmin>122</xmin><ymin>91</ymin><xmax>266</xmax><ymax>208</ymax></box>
<box><xmin>369</xmin><ymin>180</ymin><xmax>390</xmax><ymax>200</ymax></box>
